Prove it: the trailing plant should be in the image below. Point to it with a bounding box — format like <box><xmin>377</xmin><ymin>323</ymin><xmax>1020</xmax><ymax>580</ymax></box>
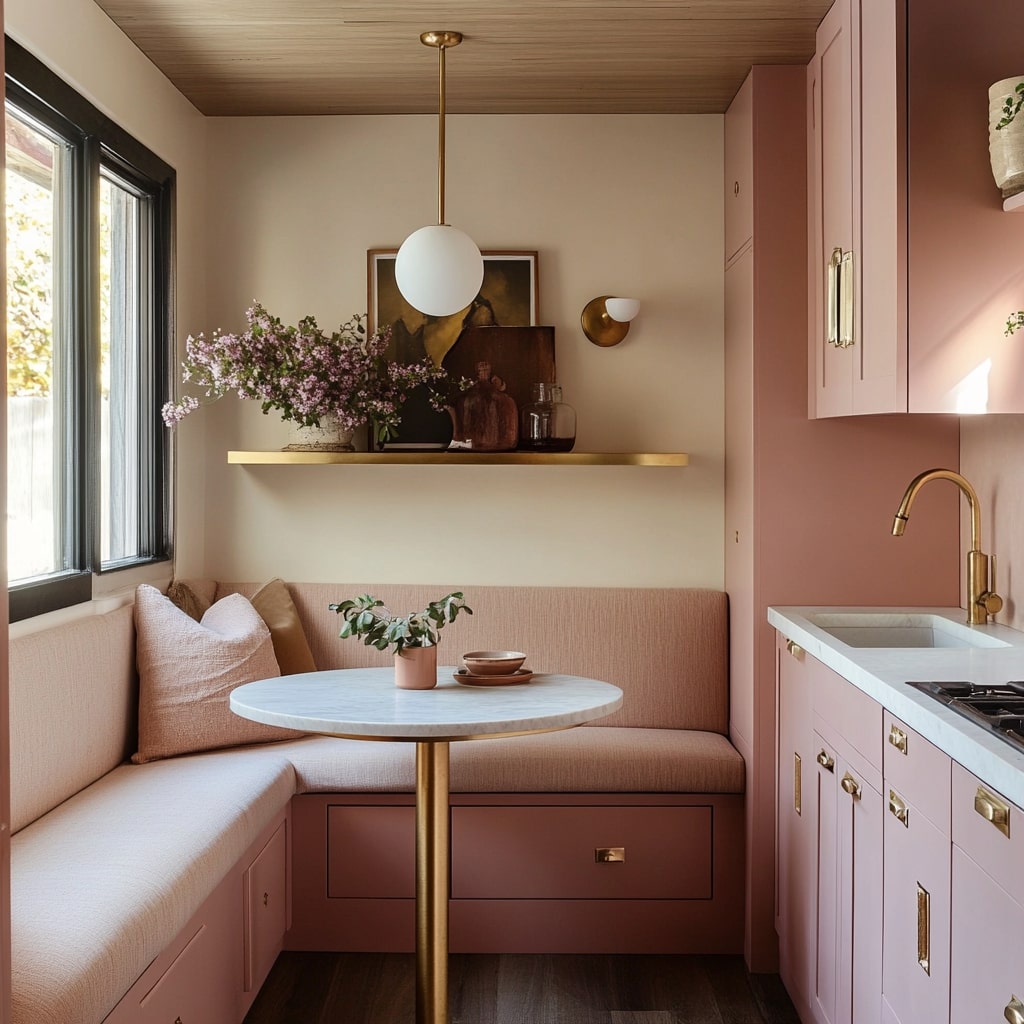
<box><xmin>330</xmin><ymin>592</ymin><xmax>473</xmax><ymax>654</ymax></box>
<box><xmin>1005</xmin><ymin>311</ymin><xmax>1024</xmax><ymax>336</ymax></box>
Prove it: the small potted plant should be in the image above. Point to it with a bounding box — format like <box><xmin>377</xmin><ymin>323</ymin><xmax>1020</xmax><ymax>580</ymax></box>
<box><xmin>329</xmin><ymin>592</ymin><xmax>473</xmax><ymax>689</ymax></box>
<box><xmin>989</xmin><ymin>77</ymin><xmax>1024</xmax><ymax>198</ymax></box>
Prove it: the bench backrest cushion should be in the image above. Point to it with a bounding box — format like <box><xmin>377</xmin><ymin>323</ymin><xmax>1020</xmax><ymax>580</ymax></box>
<box><xmin>9</xmin><ymin>605</ymin><xmax>137</xmax><ymax>834</ymax></box>
<box><xmin>217</xmin><ymin>584</ymin><xmax>729</xmax><ymax>734</ymax></box>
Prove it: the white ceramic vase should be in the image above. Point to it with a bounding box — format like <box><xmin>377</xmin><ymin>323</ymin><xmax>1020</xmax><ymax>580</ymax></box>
<box><xmin>988</xmin><ymin>76</ymin><xmax>1024</xmax><ymax>198</ymax></box>
<box><xmin>393</xmin><ymin>646</ymin><xmax>438</xmax><ymax>690</ymax></box>
<box><xmin>284</xmin><ymin>412</ymin><xmax>356</xmax><ymax>452</ymax></box>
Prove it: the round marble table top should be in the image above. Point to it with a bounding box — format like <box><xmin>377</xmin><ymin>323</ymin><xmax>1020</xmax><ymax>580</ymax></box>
<box><xmin>230</xmin><ymin>667</ymin><xmax>623</xmax><ymax>741</ymax></box>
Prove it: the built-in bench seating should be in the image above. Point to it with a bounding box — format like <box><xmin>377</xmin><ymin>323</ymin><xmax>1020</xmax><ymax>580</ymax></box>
<box><xmin>8</xmin><ymin>583</ymin><xmax>744</xmax><ymax>1024</ymax></box>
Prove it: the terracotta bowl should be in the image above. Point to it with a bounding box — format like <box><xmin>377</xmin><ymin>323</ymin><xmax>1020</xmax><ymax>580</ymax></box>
<box><xmin>461</xmin><ymin>650</ymin><xmax>527</xmax><ymax>676</ymax></box>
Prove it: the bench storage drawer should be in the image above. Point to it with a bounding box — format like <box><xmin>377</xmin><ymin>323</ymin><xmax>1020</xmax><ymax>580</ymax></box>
<box><xmin>451</xmin><ymin>805</ymin><xmax>712</xmax><ymax>900</ymax></box>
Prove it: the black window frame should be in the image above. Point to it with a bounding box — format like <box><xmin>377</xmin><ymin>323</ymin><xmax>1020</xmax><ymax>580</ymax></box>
<box><xmin>5</xmin><ymin>37</ymin><xmax>174</xmax><ymax>622</ymax></box>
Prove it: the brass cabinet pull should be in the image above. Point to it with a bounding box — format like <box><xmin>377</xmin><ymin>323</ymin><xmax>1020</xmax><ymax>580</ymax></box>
<box><xmin>794</xmin><ymin>752</ymin><xmax>802</xmax><ymax>816</ymax></box>
<box><xmin>1005</xmin><ymin>994</ymin><xmax>1024</xmax><ymax>1024</ymax></box>
<box><xmin>917</xmin><ymin>883</ymin><xmax>931</xmax><ymax>975</ymax></box>
<box><xmin>263</xmin><ymin>891</ymin><xmax>269</xmax><ymax>907</ymax></box>
<box><xmin>838</xmin><ymin>249</ymin><xmax>856</xmax><ymax>348</ymax></box>
<box><xmin>786</xmin><ymin>638</ymin><xmax>804</xmax><ymax>658</ymax></box>
<box><xmin>888</xmin><ymin>723</ymin><xmax>908</xmax><ymax>755</ymax></box>
<box><xmin>595</xmin><ymin>847</ymin><xmax>625</xmax><ymax>863</ymax></box>
<box><xmin>816</xmin><ymin>749</ymin><xmax>835</xmax><ymax>773</ymax></box>
<box><xmin>975</xmin><ymin>786</ymin><xmax>1011</xmax><ymax>838</ymax></box>
<box><xmin>827</xmin><ymin>247</ymin><xmax>842</xmax><ymax>346</ymax></box>
<box><xmin>889</xmin><ymin>790</ymin><xmax>909</xmax><ymax>827</ymax></box>
<box><xmin>840</xmin><ymin>772</ymin><xmax>861</xmax><ymax>800</ymax></box>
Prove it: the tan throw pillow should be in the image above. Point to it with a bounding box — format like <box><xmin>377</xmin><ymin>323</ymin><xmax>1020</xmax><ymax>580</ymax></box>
<box><xmin>166</xmin><ymin>578</ymin><xmax>217</xmax><ymax>621</ymax></box>
<box><xmin>251</xmin><ymin>578</ymin><xmax>317</xmax><ymax>675</ymax></box>
<box><xmin>132</xmin><ymin>584</ymin><xmax>302</xmax><ymax>764</ymax></box>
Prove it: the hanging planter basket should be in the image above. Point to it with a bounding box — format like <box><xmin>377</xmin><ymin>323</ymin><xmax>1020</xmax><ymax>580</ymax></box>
<box><xmin>988</xmin><ymin>76</ymin><xmax>1024</xmax><ymax>198</ymax></box>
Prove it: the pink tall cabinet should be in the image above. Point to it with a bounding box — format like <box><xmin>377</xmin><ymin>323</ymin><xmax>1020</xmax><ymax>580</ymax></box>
<box><xmin>723</xmin><ymin>66</ymin><xmax>961</xmax><ymax>973</ymax></box>
<box><xmin>808</xmin><ymin>0</ymin><xmax>1024</xmax><ymax>416</ymax></box>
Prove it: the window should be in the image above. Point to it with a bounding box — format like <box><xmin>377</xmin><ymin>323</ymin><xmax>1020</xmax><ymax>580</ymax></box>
<box><xmin>5</xmin><ymin>38</ymin><xmax>173</xmax><ymax>621</ymax></box>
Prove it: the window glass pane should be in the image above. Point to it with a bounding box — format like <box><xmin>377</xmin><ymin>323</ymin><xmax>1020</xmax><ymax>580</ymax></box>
<box><xmin>100</xmin><ymin>169</ymin><xmax>149</xmax><ymax>567</ymax></box>
<box><xmin>5</xmin><ymin>106</ymin><xmax>72</xmax><ymax>583</ymax></box>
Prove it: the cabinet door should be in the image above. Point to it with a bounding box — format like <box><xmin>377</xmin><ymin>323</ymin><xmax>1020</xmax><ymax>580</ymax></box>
<box><xmin>809</xmin><ymin>0</ymin><xmax>855</xmax><ymax>418</ymax></box>
<box><xmin>836</xmin><ymin>758</ymin><xmax>882</xmax><ymax>1024</ymax></box>
<box><xmin>813</xmin><ymin>735</ymin><xmax>840</xmax><ymax>1024</ymax></box>
<box><xmin>881</xmin><ymin>787</ymin><xmax>950</xmax><ymax>1024</ymax></box>
<box><xmin>244</xmin><ymin>820</ymin><xmax>288</xmax><ymax>994</ymax></box>
<box><xmin>776</xmin><ymin>635</ymin><xmax>816</xmax><ymax>1011</ymax></box>
<box><xmin>950</xmin><ymin>847</ymin><xmax>1024</xmax><ymax>1024</ymax></box>
<box><xmin>725</xmin><ymin>71</ymin><xmax>754</xmax><ymax>266</ymax></box>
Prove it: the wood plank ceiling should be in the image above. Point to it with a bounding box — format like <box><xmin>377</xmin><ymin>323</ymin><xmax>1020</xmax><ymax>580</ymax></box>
<box><xmin>91</xmin><ymin>0</ymin><xmax>832</xmax><ymax>116</ymax></box>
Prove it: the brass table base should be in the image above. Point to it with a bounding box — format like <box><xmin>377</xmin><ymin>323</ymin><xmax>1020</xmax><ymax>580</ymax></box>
<box><xmin>416</xmin><ymin>740</ymin><xmax>450</xmax><ymax>1024</ymax></box>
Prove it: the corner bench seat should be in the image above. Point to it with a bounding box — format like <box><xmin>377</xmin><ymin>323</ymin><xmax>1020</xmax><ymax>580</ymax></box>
<box><xmin>270</xmin><ymin>726</ymin><xmax>744</xmax><ymax>794</ymax></box>
<box><xmin>8</xmin><ymin>583</ymin><xmax>741</xmax><ymax>1024</ymax></box>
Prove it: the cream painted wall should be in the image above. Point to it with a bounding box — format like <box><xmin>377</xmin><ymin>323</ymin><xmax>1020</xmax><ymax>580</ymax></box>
<box><xmin>5</xmin><ymin>0</ymin><xmax>210</xmax><ymax>598</ymax></box>
<box><xmin>194</xmin><ymin>114</ymin><xmax>725</xmax><ymax>587</ymax></box>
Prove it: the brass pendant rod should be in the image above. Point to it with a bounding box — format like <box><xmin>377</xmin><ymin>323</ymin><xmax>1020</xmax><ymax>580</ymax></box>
<box><xmin>437</xmin><ymin>42</ymin><xmax>446</xmax><ymax>226</ymax></box>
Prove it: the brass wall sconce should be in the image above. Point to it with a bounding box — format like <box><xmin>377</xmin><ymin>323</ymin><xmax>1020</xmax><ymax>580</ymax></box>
<box><xmin>581</xmin><ymin>296</ymin><xmax>641</xmax><ymax>347</ymax></box>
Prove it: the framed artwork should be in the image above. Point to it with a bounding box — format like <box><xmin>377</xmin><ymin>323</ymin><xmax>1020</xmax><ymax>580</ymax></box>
<box><xmin>367</xmin><ymin>249</ymin><xmax>539</xmax><ymax>367</ymax></box>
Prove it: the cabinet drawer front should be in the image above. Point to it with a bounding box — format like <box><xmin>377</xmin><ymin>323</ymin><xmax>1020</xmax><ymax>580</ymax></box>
<box><xmin>245</xmin><ymin>820</ymin><xmax>288</xmax><ymax>993</ymax></box>
<box><xmin>882</xmin><ymin>713</ymin><xmax>951</xmax><ymax>834</ymax></box>
<box><xmin>952</xmin><ymin>763</ymin><xmax>1023</xmax><ymax>905</ymax></box>
<box><xmin>950</xmin><ymin>847</ymin><xmax>1024</xmax><ymax>1024</ymax></box>
<box><xmin>812</xmin><ymin>656</ymin><xmax>881</xmax><ymax>774</ymax></box>
<box><xmin>451</xmin><ymin>806</ymin><xmax>712</xmax><ymax>900</ymax></box>
<box><xmin>327</xmin><ymin>805</ymin><xmax>415</xmax><ymax>899</ymax></box>
<box><xmin>882</xmin><ymin>786</ymin><xmax>950</xmax><ymax>1024</ymax></box>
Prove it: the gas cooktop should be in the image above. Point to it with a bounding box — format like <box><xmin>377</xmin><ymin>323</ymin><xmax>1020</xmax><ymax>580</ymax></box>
<box><xmin>907</xmin><ymin>680</ymin><xmax>1024</xmax><ymax>752</ymax></box>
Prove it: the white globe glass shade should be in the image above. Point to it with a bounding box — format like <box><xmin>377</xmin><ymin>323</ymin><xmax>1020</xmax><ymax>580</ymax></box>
<box><xmin>394</xmin><ymin>224</ymin><xmax>485</xmax><ymax>317</ymax></box>
<box><xmin>605</xmin><ymin>297</ymin><xmax>641</xmax><ymax>323</ymax></box>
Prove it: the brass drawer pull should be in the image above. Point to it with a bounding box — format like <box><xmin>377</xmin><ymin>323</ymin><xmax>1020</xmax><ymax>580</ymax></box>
<box><xmin>975</xmin><ymin>786</ymin><xmax>1011</xmax><ymax>838</ymax></box>
<box><xmin>840</xmin><ymin>772</ymin><xmax>861</xmax><ymax>800</ymax></box>
<box><xmin>888</xmin><ymin>723</ymin><xmax>908</xmax><ymax>755</ymax></box>
<box><xmin>595</xmin><ymin>847</ymin><xmax>625</xmax><ymax>863</ymax></box>
<box><xmin>889</xmin><ymin>790</ymin><xmax>909</xmax><ymax>827</ymax></box>
<box><xmin>816</xmin><ymin>749</ymin><xmax>835</xmax><ymax>773</ymax></box>
<box><xmin>794</xmin><ymin>752</ymin><xmax>802</xmax><ymax>816</ymax></box>
<box><xmin>1005</xmin><ymin>994</ymin><xmax>1024</xmax><ymax>1024</ymax></box>
<box><xmin>786</xmin><ymin>638</ymin><xmax>804</xmax><ymax>658</ymax></box>
<box><xmin>917</xmin><ymin>882</ymin><xmax>930</xmax><ymax>975</ymax></box>
<box><xmin>263</xmin><ymin>892</ymin><xmax>269</xmax><ymax>907</ymax></box>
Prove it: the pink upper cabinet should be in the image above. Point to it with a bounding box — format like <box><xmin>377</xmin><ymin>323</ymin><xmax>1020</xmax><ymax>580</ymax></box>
<box><xmin>808</xmin><ymin>0</ymin><xmax>1024</xmax><ymax>416</ymax></box>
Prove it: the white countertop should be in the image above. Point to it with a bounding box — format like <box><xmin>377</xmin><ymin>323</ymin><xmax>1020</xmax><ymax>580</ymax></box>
<box><xmin>230</xmin><ymin>667</ymin><xmax>624</xmax><ymax>741</ymax></box>
<box><xmin>768</xmin><ymin>606</ymin><xmax>1024</xmax><ymax>807</ymax></box>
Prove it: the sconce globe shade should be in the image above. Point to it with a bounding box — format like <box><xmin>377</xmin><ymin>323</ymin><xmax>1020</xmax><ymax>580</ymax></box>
<box><xmin>605</xmin><ymin>297</ymin><xmax>640</xmax><ymax>323</ymax></box>
<box><xmin>395</xmin><ymin>224</ymin><xmax>484</xmax><ymax>317</ymax></box>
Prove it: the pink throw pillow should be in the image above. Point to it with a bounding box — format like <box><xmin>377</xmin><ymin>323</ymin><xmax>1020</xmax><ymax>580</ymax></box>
<box><xmin>132</xmin><ymin>584</ymin><xmax>302</xmax><ymax>763</ymax></box>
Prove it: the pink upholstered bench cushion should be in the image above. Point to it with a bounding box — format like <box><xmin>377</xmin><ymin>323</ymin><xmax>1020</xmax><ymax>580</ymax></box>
<box><xmin>262</xmin><ymin>727</ymin><xmax>744</xmax><ymax>794</ymax></box>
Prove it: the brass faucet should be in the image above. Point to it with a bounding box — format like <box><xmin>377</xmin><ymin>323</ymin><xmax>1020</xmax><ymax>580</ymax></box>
<box><xmin>892</xmin><ymin>469</ymin><xmax>1003</xmax><ymax>625</ymax></box>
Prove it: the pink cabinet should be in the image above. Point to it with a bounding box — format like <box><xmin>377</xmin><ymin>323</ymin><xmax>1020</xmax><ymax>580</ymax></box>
<box><xmin>807</xmin><ymin>0</ymin><xmax>903</xmax><ymax>418</ymax></box>
<box><xmin>774</xmin><ymin>639</ymin><xmax>882</xmax><ymax>1024</ymax></box>
<box><xmin>776</xmin><ymin>636</ymin><xmax>816</xmax><ymax>1016</ymax></box>
<box><xmin>950</xmin><ymin>848</ymin><xmax>1024</xmax><ymax>1024</ymax></box>
<box><xmin>244</xmin><ymin>820</ymin><xmax>288</xmax><ymax>995</ymax></box>
<box><xmin>950</xmin><ymin>763</ymin><xmax>1024</xmax><ymax>1024</ymax></box>
<box><xmin>808</xmin><ymin>0</ymin><xmax>1024</xmax><ymax>416</ymax></box>
<box><xmin>808</xmin><ymin>644</ymin><xmax>884</xmax><ymax>1024</ymax></box>
<box><xmin>880</xmin><ymin>715</ymin><xmax>953</xmax><ymax>1024</ymax></box>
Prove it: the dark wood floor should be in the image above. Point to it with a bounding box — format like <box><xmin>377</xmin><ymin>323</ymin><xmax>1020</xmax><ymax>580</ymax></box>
<box><xmin>244</xmin><ymin>952</ymin><xmax>801</xmax><ymax>1024</ymax></box>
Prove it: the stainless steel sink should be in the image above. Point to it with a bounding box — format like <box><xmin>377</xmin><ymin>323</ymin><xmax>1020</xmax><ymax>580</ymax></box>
<box><xmin>807</xmin><ymin>612</ymin><xmax>1011</xmax><ymax>650</ymax></box>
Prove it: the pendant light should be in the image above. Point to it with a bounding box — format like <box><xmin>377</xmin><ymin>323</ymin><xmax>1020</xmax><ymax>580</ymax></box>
<box><xmin>395</xmin><ymin>31</ymin><xmax>484</xmax><ymax>318</ymax></box>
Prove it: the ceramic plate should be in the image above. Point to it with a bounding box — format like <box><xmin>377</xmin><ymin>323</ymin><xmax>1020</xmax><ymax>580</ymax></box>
<box><xmin>454</xmin><ymin>668</ymin><xmax>534</xmax><ymax>686</ymax></box>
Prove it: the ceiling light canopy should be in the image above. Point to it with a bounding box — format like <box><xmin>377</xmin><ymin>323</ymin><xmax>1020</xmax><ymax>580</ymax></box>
<box><xmin>395</xmin><ymin>31</ymin><xmax>484</xmax><ymax>318</ymax></box>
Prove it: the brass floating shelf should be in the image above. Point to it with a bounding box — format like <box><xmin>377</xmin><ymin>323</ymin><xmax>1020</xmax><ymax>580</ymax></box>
<box><xmin>228</xmin><ymin>451</ymin><xmax>688</xmax><ymax>467</ymax></box>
